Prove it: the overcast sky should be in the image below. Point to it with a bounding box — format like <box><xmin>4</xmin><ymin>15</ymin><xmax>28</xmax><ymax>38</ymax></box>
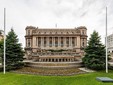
<box><xmin>0</xmin><ymin>0</ymin><xmax>113</xmax><ymax>47</ymax></box>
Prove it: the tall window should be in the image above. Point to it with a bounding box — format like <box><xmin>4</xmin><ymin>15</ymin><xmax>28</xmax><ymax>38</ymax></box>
<box><xmin>82</xmin><ymin>42</ymin><xmax>84</xmax><ymax>47</ymax></box>
<box><xmin>55</xmin><ymin>37</ymin><xmax>58</xmax><ymax>47</ymax></box>
<box><xmin>66</xmin><ymin>37</ymin><xmax>69</xmax><ymax>47</ymax></box>
<box><xmin>49</xmin><ymin>37</ymin><xmax>52</xmax><ymax>47</ymax></box>
<box><xmin>28</xmin><ymin>30</ymin><xmax>30</xmax><ymax>35</ymax></box>
<box><xmin>72</xmin><ymin>37</ymin><xmax>75</xmax><ymax>46</ymax></box>
<box><xmin>36</xmin><ymin>37</ymin><xmax>38</xmax><ymax>46</ymax></box>
<box><xmin>61</xmin><ymin>37</ymin><xmax>63</xmax><ymax>47</ymax></box>
<box><xmin>38</xmin><ymin>37</ymin><xmax>41</xmax><ymax>47</ymax></box>
<box><xmin>82</xmin><ymin>30</ymin><xmax>85</xmax><ymax>34</ymax></box>
<box><xmin>44</xmin><ymin>37</ymin><xmax>46</xmax><ymax>47</ymax></box>
<box><xmin>28</xmin><ymin>39</ymin><xmax>31</xmax><ymax>47</ymax></box>
<box><xmin>82</xmin><ymin>38</ymin><xmax>85</xmax><ymax>46</ymax></box>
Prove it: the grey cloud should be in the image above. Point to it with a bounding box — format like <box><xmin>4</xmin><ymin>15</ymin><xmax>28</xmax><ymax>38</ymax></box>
<box><xmin>80</xmin><ymin>10</ymin><xmax>88</xmax><ymax>17</ymax></box>
<box><xmin>0</xmin><ymin>0</ymin><xmax>113</xmax><ymax>47</ymax></box>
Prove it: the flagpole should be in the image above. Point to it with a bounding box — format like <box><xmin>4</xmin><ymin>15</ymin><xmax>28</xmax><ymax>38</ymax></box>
<box><xmin>105</xmin><ymin>7</ymin><xmax>108</xmax><ymax>73</ymax></box>
<box><xmin>3</xmin><ymin>8</ymin><xmax>6</xmax><ymax>74</ymax></box>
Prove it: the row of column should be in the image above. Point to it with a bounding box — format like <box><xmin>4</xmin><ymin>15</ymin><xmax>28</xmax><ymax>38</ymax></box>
<box><xmin>36</xmin><ymin>37</ymin><xmax>77</xmax><ymax>47</ymax></box>
<box><xmin>39</xmin><ymin>58</ymin><xmax>75</xmax><ymax>62</ymax></box>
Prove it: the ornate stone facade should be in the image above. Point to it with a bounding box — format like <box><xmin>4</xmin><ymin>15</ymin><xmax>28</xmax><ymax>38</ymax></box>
<box><xmin>25</xmin><ymin>26</ymin><xmax>87</xmax><ymax>62</ymax></box>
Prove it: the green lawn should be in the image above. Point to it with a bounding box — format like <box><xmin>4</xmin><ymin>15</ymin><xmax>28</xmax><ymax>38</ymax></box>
<box><xmin>0</xmin><ymin>71</ymin><xmax>113</xmax><ymax>85</ymax></box>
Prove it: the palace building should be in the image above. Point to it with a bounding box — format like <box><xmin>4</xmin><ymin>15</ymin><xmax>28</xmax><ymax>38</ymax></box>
<box><xmin>25</xmin><ymin>26</ymin><xmax>87</xmax><ymax>64</ymax></box>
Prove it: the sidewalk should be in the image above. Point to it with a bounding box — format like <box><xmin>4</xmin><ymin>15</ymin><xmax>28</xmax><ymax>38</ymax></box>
<box><xmin>79</xmin><ymin>67</ymin><xmax>95</xmax><ymax>72</ymax></box>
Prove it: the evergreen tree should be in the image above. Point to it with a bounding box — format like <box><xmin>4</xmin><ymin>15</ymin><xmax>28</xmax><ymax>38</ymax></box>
<box><xmin>0</xmin><ymin>31</ymin><xmax>2</xmax><ymax>35</ymax></box>
<box><xmin>82</xmin><ymin>30</ymin><xmax>107</xmax><ymax>70</ymax></box>
<box><xmin>2</xmin><ymin>29</ymin><xmax>24</xmax><ymax>70</ymax></box>
<box><xmin>0</xmin><ymin>39</ymin><xmax>3</xmax><ymax>63</ymax></box>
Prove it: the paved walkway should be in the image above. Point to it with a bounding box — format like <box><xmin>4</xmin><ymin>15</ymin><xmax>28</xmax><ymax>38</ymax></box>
<box><xmin>79</xmin><ymin>67</ymin><xmax>95</xmax><ymax>72</ymax></box>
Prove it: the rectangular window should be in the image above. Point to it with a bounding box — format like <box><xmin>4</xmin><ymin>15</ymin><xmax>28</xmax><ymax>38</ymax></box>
<box><xmin>55</xmin><ymin>37</ymin><xmax>58</xmax><ymax>47</ymax></box>
<box><xmin>66</xmin><ymin>37</ymin><xmax>69</xmax><ymax>47</ymax></box>
<box><xmin>28</xmin><ymin>30</ymin><xmax>30</xmax><ymax>35</ymax></box>
<box><xmin>38</xmin><ymin>37</ymin><xmax>41</xmax><ymax>47</ymax></box>
<box><xmin>49</xmin><ymin>37</ymin><xmax>52</xmax><ymax>47</ymax></box>
<box><xmin>61</xmin><ymin>37</ymin><xmax>63</xmax><ymax>47</ymax></box>
<box><xmin>82</xmin><ymin>30</ymin><xmax>84</xmax><ymax>34</ymax></box>
<box><xmin>72</xmin><ymin>37</ymin><xmax>75</xmax><ymax>46</ymax></box>
<box><xmin>36</xmin><ymin>37</ymin><xmax>38</xmax><ymax>46</ymax></box>
<box><xmin>27</xmin><ymin>39</ymin><xmax>31</xmax><ymax>47</ymax></box>
<box><xmin>44</xmin><ymin>37</ymin><xmax>46</xmax><ymax>47</ymax></box>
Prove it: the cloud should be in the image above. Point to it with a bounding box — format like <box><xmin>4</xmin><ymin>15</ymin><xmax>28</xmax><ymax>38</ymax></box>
<box><xmin>0</xmin><ymin>0</ymin><xmax>113</xmax><ymax>47</ymax></box>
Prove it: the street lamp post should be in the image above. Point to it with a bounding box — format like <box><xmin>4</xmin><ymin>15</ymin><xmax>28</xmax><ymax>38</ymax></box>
<box><xmin>3</xmin><ymin>8</ymin><xmax>6</xmax><ymax>74</ymax></box>
<box><xmin>105</xmin><ymin>7</ymin><xmax>108</xmax><ymax>73</ymax></box>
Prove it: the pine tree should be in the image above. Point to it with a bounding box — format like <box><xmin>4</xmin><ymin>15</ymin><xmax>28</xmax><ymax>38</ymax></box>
<box><xmin>0</xmin><ymin>39</ymin><xmax>3</xmax><ymax>63</ymax></box>
<box><xmin>0</xmin><ymin>31</ymin><xmax>2</xmax><ymax>35</ymax></box>
<box><xmin>4</xmin><ymin>29</ymin><xmax>24</xmax><ymax>70</ymax></box>
<box><xmin>82</xmin><ymin>30</ymin><xmax>106</xmax><ymax>70</ymax></box>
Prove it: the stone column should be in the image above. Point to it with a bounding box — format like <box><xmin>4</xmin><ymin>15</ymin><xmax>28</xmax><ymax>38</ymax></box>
<box><xmin>53</xmin><ymin>37</ymin><xmax>55</xmax><ymax>47</ymax></box>
<box><xmin>75</xmin><ymin>37</ymin><xmax>77</xmax><ymax>46</ymax></box>
<box><xmin>32</xmin><ymin>37</ymin><xmax>36</xmax><ymax>48</ymax></box>
<box><xmin>36</xmin><ymin>37</ymin><xmax>38</xmax><ymax>46</ymax></box>
<box><xmin>70</xmin><ymin>37</ymin><xmax>72</xmax><ymax>47</ymax></box>
<box><xmin>26</xmin><ymin>39</ymin><xmax>27</xmax><ymax>47</ymax></box>
<box><xmin>64</xmin><ymin>37</ymin><xmax>66</xmax><ymax>47</ymax></box>
<box><xmin>41</xmin><ymin>37</ymin><xmax>42</xmax><ymax>47</ymax></box>
<box><xmin>47</xmin><ymin>37</ymin><xmax>49</xmax><ymax>47</ymax></box>
<box><xmin>58</xmin><ymin>37</ymin><xmax>61</xmax><ymax>47</ymax></box>
<box><xmin>84</xmin><ymin>38</ymin><xmax>87</xmax><ymax>47</ymax></box>
<box><xmin>69</xmin><ymin>37</ymin><xmax>71</xmax><ymax>47</ymax></box>
<box><xmin>45</xmin><ymin>37</ymin><xmax>47</xmax><ymax>47</ymax></box>
<box><xmin>52</xmin><ymin>37</ymin><xmax>54</xmax><ymax>47</ymax></box>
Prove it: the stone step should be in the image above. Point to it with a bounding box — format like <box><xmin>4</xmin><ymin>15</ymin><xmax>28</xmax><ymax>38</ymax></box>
<box><xmin>25</xmin><ymin>61</ymin><xmax>83</xmax><ymax>69</ymax></box>
<box><xmin>26</xmin><ymin>61</ymin><xmax>82</xmax><ymax>66</ymax></box>
<box><xmin>29</xmin><ymin>64</ymin><xmax>82</xmax><ymax>69</ymax></box>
